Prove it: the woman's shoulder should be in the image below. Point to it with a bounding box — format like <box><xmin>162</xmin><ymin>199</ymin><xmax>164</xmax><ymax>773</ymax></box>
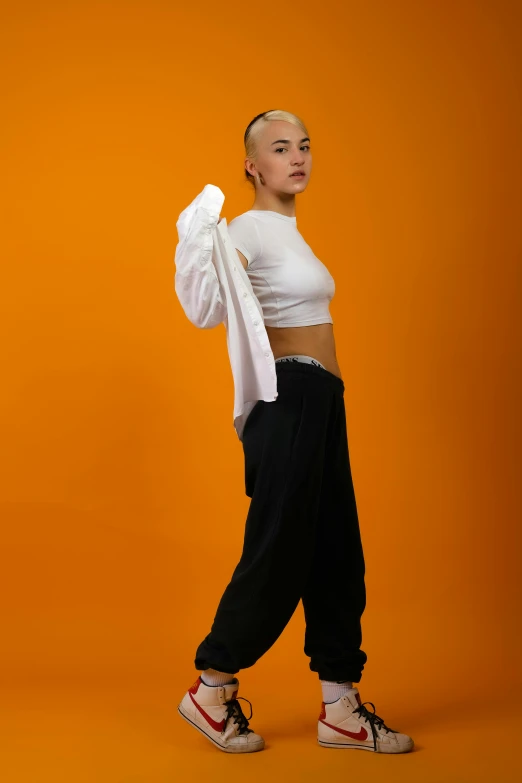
<box><xmin>227</xmin><ymin>212</ymin><xmax>263</xmax><ymax>266</ymax></box>
<box><xmin>228</xmin><ymin>211</ymin><xmax>257</xmax><ymax>227</ymax></box>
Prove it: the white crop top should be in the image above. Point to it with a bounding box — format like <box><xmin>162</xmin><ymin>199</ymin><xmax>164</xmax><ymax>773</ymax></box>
<box><xmin>226</xmin><ymin>210</ymin><xmax>335</xmax><ymax>327</ymax></box>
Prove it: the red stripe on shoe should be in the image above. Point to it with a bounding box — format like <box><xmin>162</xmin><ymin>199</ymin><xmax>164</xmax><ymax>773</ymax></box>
<box><xmin>189</xmin><ymin>691</ymin><xmax>226</xmax><ymax>732</ymax></box>
<box><xmin>319</xmin><ymin>719</ymin><xmax>368</xmax><ymax>741</ymax></box>
<box><xmin>189</xmin><ymin>678</ymin><xmax>201</xmax><ymax>694</ymax></box>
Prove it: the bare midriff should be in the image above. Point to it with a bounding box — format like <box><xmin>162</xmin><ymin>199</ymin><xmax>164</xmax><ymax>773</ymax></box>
<box><xmin>265</xmin><ymin>322</ymin><xmax>343</xmax><ymax>380</ymax></box>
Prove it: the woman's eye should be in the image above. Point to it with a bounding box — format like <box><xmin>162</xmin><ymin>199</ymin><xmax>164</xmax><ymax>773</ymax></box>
<box><xmin>275</xmin><ymin>146</ymin><xmax>311</xmax><ymax>153</ymax></box>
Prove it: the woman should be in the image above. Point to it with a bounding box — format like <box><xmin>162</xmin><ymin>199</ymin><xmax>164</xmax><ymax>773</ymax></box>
<box><xmin>178</xmin><ymin>110</ymin><xmax>414</xmax><ymax>755</ymax></box>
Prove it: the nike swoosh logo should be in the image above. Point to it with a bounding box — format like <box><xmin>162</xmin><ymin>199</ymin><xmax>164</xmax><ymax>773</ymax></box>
<box><xmin>319</xmin><ymin>719</ymin><xmax>368</xmax><ymax>741</ymax></box>
<box><xmin>189</xmin><ymin>692</ymin><xmax>225</xmax><ymax>732</ymax></box>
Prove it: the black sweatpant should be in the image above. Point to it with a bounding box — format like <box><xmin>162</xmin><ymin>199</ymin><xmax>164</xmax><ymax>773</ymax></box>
<box><xmin>194</xmin><ymin>360</ymin><xmax>368</xmax><ymax>682</ymax></box>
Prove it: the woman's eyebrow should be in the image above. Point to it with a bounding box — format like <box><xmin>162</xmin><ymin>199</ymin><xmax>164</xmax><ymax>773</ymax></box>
<box><xmin>270</xmin><ymin>137</ymin><xmax>310</xmax><ymax>145</ymax></box>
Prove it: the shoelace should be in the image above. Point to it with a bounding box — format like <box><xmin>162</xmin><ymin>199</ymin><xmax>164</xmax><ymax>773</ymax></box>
<box><xmin>223</xmin><ymin>696</ymin><xmax>254</xmax><ymax>735</ymax></box>
<box><xmin>352</xmin><ymin>701</ymin><xmax>399</xmax><ymax>751</ymax></box>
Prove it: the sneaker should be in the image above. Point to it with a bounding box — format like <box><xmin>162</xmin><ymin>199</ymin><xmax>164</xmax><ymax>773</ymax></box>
<box><xmin>178</xmin><ymin>676</ymin><xmax>265</xmax><ymax>753</ymax></box>
<box><xmin>317</xmin><ymin>686</ymin><xmax>414</xmax><ymax>753</ymax></box>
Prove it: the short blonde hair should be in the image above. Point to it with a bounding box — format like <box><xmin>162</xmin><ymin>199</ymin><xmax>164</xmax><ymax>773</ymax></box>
<box><xmin>244</xmin><ymin>109</ymin><xmax>309</xmax><ymax>186</ymax></box>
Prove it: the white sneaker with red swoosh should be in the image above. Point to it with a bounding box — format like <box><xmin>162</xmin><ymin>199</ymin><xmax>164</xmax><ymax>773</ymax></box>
<box><xmin>318</xmin><ymin>687</ymin><xmax>414</xmax><ymax>753</ymax></box>
<box><xmin>178</xmin><ymin>676</ymin><xmax>265</xmax><ymax>753</ymax></box>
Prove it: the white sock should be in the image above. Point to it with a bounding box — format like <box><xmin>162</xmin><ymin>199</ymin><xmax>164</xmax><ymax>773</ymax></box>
<box><xmin>200</xmin><ymin>668</ymin><xmax>237</xmax><ymax>686</ymax></box>
<box><xmin>321</xmin><ymin>679</ymin><xmax>354</xmax><ymax>703</ymax></box>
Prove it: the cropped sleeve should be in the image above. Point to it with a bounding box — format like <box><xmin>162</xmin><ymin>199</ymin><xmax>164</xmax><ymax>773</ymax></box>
<box><xmin>227</xmin><ymin>214</ymin><xmax>262</xmax><ymax>267</ymax></box>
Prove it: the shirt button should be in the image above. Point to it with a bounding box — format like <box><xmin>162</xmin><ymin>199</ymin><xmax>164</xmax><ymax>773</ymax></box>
<box><xmin>265</xmin><ymin>351</ymin><xmax>270</xmax><ymax>357</ymax></box>
<box><xmin>243</xmin><ymin>291</ymin><xmax>247</xmax><ymax>297</ymax></box>
<box><xmin>253</xmin><ymin>320</ymin><xmax>258</xmax><ymax>325</ymax></box>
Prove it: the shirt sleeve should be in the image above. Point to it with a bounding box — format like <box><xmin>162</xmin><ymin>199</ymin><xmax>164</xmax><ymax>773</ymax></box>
<box><xmin>174</xmin><ymin>184</ymin><xmax>227</xmax><ymax>329</ymax></box>
<box><xmin>227</xmin><ymin>214</ymin><xmax>262</xmax><ymax>267</ymax></box>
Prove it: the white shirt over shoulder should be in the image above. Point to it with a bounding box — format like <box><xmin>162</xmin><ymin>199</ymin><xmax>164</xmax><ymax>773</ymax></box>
<box><xmin>174</xmin><ymin>183</ymin><xmax>278</xmax><ymax>442</ymax></box>
<box><xmin>174</xmin><ymin>183</ymin><xmax>335</xmax><ymax>442</ymax></box>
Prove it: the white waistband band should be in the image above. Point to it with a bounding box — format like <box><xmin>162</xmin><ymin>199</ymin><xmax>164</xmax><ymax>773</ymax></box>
<box><xmin>274</xmin><ymin>355</ymin><xmax>326</xmax><ymax>370</ymax></box>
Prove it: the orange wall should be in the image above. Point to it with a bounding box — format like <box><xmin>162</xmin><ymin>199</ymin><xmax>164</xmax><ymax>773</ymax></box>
<box><xmin>1</xmin><ymin>0</ymin><xmax>521</xmax><ymax>711</ymax></box>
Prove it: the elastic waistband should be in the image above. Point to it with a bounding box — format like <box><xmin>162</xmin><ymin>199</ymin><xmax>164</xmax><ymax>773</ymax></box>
<box><xmin>275</xmin><ymin>357</ymin><xmax>345</xmax><ymax>393</ymax></box>
<box><xmin>275</xmin><ymin>354</ymin><xmax>326</xmax><ymax>370</ymax></box>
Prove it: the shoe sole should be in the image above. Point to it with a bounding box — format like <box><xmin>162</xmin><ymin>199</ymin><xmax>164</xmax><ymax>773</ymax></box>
<box><xmin>177</xmin><ymin>703</ymin><xmax>265</xmax><ymax>754</ymax></box>
<box><xmin>318</xmin><ymin>738</ymin><xmax>377</xmax><ymax>751</ymax></box>
<box><xmin>318</xmin><ymin>737</ymin><xmax>414</xmax><ymax>753</ymax></box>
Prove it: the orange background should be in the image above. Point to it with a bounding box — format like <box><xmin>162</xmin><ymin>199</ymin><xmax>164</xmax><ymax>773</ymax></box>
<box><xmin>1</xmin><ymin>1</ymin><xmax>521</xmax><ymax>781</ymax></box>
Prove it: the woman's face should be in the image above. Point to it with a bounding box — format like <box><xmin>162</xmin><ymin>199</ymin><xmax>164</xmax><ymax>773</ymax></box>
<box><xmin>246</xmin><ymin>120</ymin><xmax>312</xmax><ymax>193</ymax></box>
